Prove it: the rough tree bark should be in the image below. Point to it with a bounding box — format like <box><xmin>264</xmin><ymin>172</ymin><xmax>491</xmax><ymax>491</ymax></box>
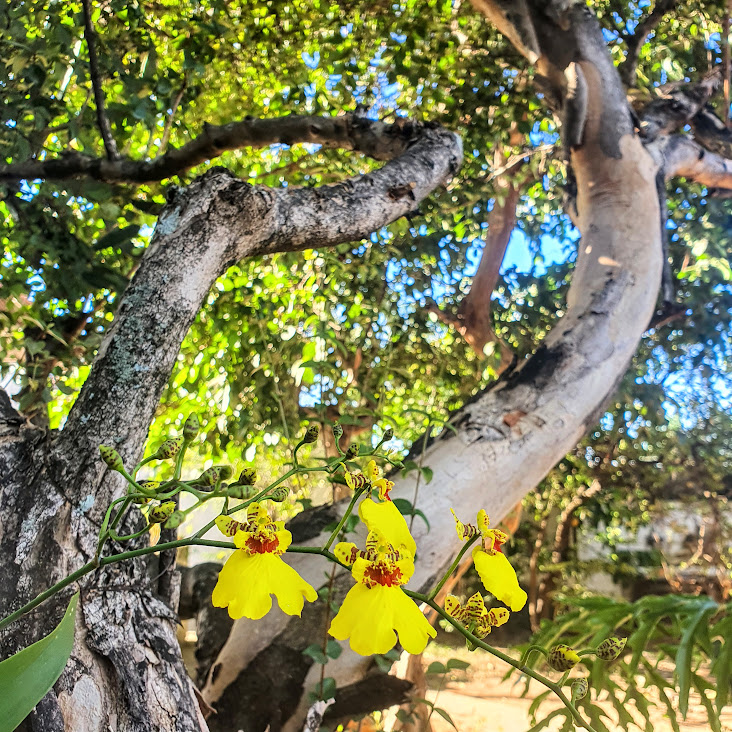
<box><xmin>0</xmin><ymin>116</ymin><xmax>462</xmax><ymax>732</ymax></box>
<box><xmin>3</xmin><ymin>3</ymin><xmax>732</xmax><ymax>732</ymax></box>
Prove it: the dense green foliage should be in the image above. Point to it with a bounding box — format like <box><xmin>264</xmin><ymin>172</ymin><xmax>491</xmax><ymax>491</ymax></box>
<box><xmin>516</xmin><ymin>594</ymin><xmax>732</xmax><ymax>732</ymax></box>
<box><xmin>2</xmin><ymin>0</ymin><xmax>732</xmax><ymax>729</ymax></box>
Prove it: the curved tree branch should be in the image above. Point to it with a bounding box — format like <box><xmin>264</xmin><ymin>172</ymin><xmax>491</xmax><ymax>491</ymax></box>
<box><xmin>637</xmin><ymin>69</ymin><xmax>721</xmax><ymax>141</ymax></box>
<box><xmin>653</xmin><ymin>134</ymin><xmax>732</xmax><ymax>188</ymax></box>
<box><xmin>0</xmin><ymin>114</ymin><xmax>448</xmax><ymax>184</ymax></box>
<box><xmin>0</xmin><ymin>115</ymin><xmax>462</xmax><ymax>731</ymax></box>
<box><xmin>426</xmin><ymin>162</ymin><xmax>521</xmax><ymax>365</ymax></box>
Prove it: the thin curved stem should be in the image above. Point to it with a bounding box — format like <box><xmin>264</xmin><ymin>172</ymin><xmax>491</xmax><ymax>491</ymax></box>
<box><xmin>520</xmin><ymin>644</ymin><xmax>550</xmax><ymax>667</ymax></box>
<box><xmin>0</xmin><ymin>538</ymin><xmax>234</xmax><ymax>631</ymax></box>
<box><xmin>323</xmin><ymin>489</ymin><xmax>364</xmax><ymax>551</ymax></box>
<box><xmin>0</xmin><ymin>559</ymin><xmax>99</xmax><ymax>632</ymax></box>
<box><xmin>427</xmin><ymin>534</ymin><xmax>479</xmax><ymax>601</ymax></box>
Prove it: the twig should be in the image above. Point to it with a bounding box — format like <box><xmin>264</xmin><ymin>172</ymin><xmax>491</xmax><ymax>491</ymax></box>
<box><xmin>81</xmin><ymin>0</ymin><xmax>119</xmax><ymax>160</ymax></box>
<box><xmin>158</xmin><ymin>80</ymin><xmax>188</xmax><ymax>156</ymax></box>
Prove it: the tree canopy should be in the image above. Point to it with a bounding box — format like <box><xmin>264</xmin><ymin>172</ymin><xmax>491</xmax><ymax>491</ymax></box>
<box><xmin>1</xmin><ymin>0</ymin><xmax>731</xmax><ymax>730</ymax></box>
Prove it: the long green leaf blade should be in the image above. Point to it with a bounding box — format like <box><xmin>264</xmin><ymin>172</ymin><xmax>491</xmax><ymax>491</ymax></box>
<box><xmin>0</xmin><ymin>593</ymin><xmax>79</xmax><ymax>732</ymax></box>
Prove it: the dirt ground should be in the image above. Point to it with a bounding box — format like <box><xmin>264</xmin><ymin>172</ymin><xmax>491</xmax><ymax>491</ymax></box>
<box><xmin>420</xmin><ymin>640</ymin><xmax>732</xmax><ymax>732</ymax></box>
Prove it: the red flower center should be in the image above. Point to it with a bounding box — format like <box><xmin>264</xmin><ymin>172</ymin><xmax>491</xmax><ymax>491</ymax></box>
<box><xmin>364</xmin><ymin>562</ymin><xmax>403</xmax><ymax>587</ymax></box>
<box><xmin>245</xmin><ymin>534</ymin><xmax>279</xmax><ymax>554</ymax></box>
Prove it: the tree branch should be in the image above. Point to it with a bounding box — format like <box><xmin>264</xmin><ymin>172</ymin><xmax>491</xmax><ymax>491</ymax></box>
<box><xmin>637</xmin><ymin>69</ymin><xmax>721</xmax><ymax>141</ymax></box>
<box><xmin>690</xmin><ymin>104</ymin><xmax>732</xmax><ymax>158</ymax></box>
<box><xmin>256</xmin><ymin>122</ymin><xmax>461</xmax><ymax>256</ymax></box>
<box><xmin>81</xmin><ymin>0</ymin><xmax>119</xmax><ymax>160</ymax></box>
<box><xmin>426</xmin><ymin>160</ymin><xmax>521</xmax><ymax>366</ymax></box>
<box><xmin>0</xmin><ymin>113</ymin><xmax>449</xmax><ymax>184</ymax></box>
<box><xmin>617</xmin><ymin>0</ymin><xmax>681</xmax><ymax>88</ymax></box>
<box><xmin>324</xmin><ymin>676</ymin><xmax>413</xmax><ymax>722</ymax></box>
<box><xmin>653</xmin><ymin>134</ymin><xmax>732</xmax><ymax>188</ymax></box>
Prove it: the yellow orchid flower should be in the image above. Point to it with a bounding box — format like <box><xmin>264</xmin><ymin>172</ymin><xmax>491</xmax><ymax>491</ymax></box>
<box><xmin>345</xmin><ymin>460</ymin><xmax>395</xmax><ymax>501</ymax></box>
<box><xmin>451</xmin><ymin>507</ymin><xmax>527</xmax><ymax>612</ymax></box>
<box><xmin>472</xmin><ymin>548</ymin><xmax>527</xmax><ymax>612</ymax></box>
<box><xmin>212</xmin><ymin>503</ymin><xmax>317</xmax><ymax>620</ymax></box>
<box><xmin>329</xmin><ymin>529</ymin><xmax>435</xmax><ymax>656</ymax></box>
<box><xmin>359</xmin><ymin>497</ymin><xmax>416</xmax><ymax>557</ymax></box>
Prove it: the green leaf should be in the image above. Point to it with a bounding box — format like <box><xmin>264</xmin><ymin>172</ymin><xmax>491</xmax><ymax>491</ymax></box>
<box><xmin>425</xmin><ymin>661</ymin><xmax>446</xmax><ymax>675</ymax></box>
<box><xmin>302</xmin><ymin>644</ymin><xmax>328</xmax><ymax>665</ymax></box>
<box><xmin>445</xmin><ymin>658</ymin><xmax>470</xmax><ymax>671</ymax></box>
<box><xmin>325</xmin><ymin>640</ymin><xmax>342</xmax><ymax>659</ymax></box>
<box><xmin>711</xmin><ymin>616</ymin><xmax>732</xmax><ymax>713</ymax></box>
<box><xmin>675</xmin><ymin>599</ymin><xmax>717</xmax><ymax>717</ymax></box>
<box><xmin>319</xmin><ymin>676</ymin><xmax>336</xmax><ymax>701</ymax></box>
<box><xmin>373</xmin><ymin>648</ymin><xmax>401</xmax><ymax>672</ymax></box>
<box><xmin>0</xmin><ymin>593</ymin><xmax>79</xmax><ymax>732</ymax></box>
<box><xmin>692</xmin><ymin>672</ymin><xmax>721</xmax><ymax>732</ymax></box>
<box><xmin>525</xmin><ymin>708</ymin><xmax>566</xmax><ymax>732</ymax></box>
<box><xmin>392</xmin><ymin>499</ymin><xmax>431</xmax><ymax>530</ymax></box>
<box><xmin>527</xmin><ymin>689</ymin><xmax>552</xmax><ymax>721</ymax></box>
<box><xmin>432</xmin><ymin>707</ymin><xmax>457</xmax><ymax>729</ymax></box>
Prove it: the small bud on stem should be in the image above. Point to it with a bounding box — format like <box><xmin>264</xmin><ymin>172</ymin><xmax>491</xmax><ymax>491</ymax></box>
<box><xmin>595</xmin><ymin>637</ymin><xmax>627</xmax><ymax>661</ymax></box>
<box><xmin>548</xmin><ymin>644</ymin><xmax>580</xmax><ymax>672</ymax></box>
<box><xmin>226</xmin><ymin>483</ymin><xmax>258</xmax><ymax>499</ymax></box>
<box><xmin>235</xmin><ymin>468</ymin><xmax>258</xmax><ymax>486</ymax></box>
<box><xmin>571</xmin><ymin>677</ymin><xmax>589</xmax><ymax>701</ymax></box>
<box><xmin>99</xmin><ymin>445</ymin><xmax>125</xmax><ymax>473</ymax></box>
<box><xmin>154</xmin><ymin>436</ymin><xmax>184</xmax><ymax>460</ymax></box>
<box><xmin>269</xmin><ymin>486</ymin><xmax>289</xmax><ymax>502</ymax></box>
<box><xmin>149</xmin><ymin>501</ymin><xmax>176</xmax><ymax>523</ymax></box>
<box><xmin>303</xmin><ymin>425</ymin><xmax>320</xmax><ymax>444</ymax></box>
<box><xmin>194</xmin><ymin>465</ymin><xmax>233</xmax><ymax>488</ymax></box>
<box><xmin>183</xmin><ymin>413</ymin><xmax>200</xmax><ymax>441</ymax></box>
